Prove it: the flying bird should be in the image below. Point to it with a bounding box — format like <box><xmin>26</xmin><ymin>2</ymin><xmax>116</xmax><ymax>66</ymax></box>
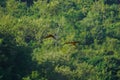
<box><xmin>43</xmin><ymin>34</ymin><xmax>57</xmax><ymax>39</ymax></box>
<box><xmin>64</xmin><ymin>41</ymin><xmax>80</xmax><ymax>46</ymax></box>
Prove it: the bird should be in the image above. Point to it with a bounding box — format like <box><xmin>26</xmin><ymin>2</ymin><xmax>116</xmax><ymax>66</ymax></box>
<box><xmin>64</xmin><ymin>41</ymin><xmax>80</xmax><ymax>46</ymax></box>
<box><xmin>43</xmin><ymin>34</ymin><xmax>56</xmax><ymax>40</ymax></box>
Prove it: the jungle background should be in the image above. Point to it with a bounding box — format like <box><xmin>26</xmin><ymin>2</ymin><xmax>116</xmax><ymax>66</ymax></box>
<box><xmin>0</xmin><ymin>0</ymin><xmax>120</xmax><ymax>80</ymax></box>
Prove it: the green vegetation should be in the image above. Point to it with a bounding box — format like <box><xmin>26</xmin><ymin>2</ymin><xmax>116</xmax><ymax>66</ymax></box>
<box><xmin>0</xmin><ymin>0</ymin><xmax>120</xmax><ymax>80</ymax></box>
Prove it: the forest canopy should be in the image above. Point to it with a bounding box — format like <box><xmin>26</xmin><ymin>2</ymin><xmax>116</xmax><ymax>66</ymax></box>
<box><xmin>0</xmin><ymin>0</ymin><xmax>120</xmax><ymax>80</ymax></box>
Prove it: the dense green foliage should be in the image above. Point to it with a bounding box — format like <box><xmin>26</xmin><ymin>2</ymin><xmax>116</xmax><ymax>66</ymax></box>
<box><xmin>0</xmin><ymin>0</ymin><xmax>120</xmax><ymax>80</ymax></box>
